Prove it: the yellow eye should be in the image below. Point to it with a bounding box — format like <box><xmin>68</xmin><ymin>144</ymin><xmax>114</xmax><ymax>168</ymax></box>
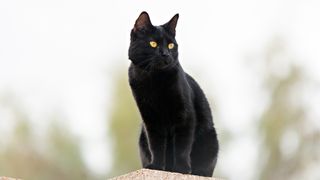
<box><xmin>168</xmin><ymin>43</ymin><xmax>175</xmax><ymax>49</ymax></box>
<box><xmin>149</xmin><ymin>41</ymin><xmax>157</xmax><ymax>48</ymax></box>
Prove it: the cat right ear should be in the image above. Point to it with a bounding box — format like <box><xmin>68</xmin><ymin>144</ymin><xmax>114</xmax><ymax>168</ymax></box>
<box><xmin>133</xmin><ymin>11</ymin><xmax>153</xmax><ymax>32</ymax></box>
<box><xmin>163</xmin><ymin>13</ymin><xmax>179</xmax><ymax>36</ymax></box>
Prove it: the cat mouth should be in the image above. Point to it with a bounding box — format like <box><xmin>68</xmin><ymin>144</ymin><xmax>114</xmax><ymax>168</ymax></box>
<box><xmin>135</xmin><ymin>57</ymin><xmax>176</xmax><ymax>72</ymax></box>
<box><xmin>152</xmin><ymin>57</ymin><xmax>174</xmax><ymax>68</ymax></box>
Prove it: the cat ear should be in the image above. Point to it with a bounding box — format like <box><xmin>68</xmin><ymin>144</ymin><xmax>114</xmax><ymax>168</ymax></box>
<box><xmin>133</xmin><ymin>11</ymin><xmax>153</xmax><ymax>32</ymax></box>
<box><xmin>163</xmin><ymin>13</ymin><xmax>179</xmax><ymax>35</ymax></box>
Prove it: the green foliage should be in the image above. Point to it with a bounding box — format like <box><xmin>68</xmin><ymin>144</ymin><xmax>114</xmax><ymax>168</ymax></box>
<box><xmin>257</xmin><ymin>39</ymin><xmax>320</xmax><ymax>180</ymax></box>
<box><xmin>0</xmin><ymin>97</ymin><xmax>93</xmax><ymax>180</ymax></box>
<box><xmin>45</xmin><ymin>122</ymin><xmax>90</xmax><ymax>179</ymax></box>
<box><xmin>108</xmin><ymin>71</ymin><xmax>141</xmax><ymax>177</ymax></box>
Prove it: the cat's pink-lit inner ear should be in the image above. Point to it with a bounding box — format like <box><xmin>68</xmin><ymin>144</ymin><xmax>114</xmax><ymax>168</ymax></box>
<box><xmin>133</xmin><ymin>11</ymin><xmax>152</xmax><ymax>32</ymax></box>
<box><xmin>164</xmin><ymin>13</ymin><xmax>179</xmax><ymax>35</ymax></box>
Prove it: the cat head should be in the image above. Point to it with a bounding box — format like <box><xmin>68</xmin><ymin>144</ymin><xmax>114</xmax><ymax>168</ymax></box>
<box><xmin>129</xmin><ymin>12</ymin><xmax>179</xmax><ymax>72</ymax></box>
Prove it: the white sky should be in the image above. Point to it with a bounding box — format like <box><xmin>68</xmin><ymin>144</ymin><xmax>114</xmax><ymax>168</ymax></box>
<box><xmin>1</xmin><ymin>0</ymin><xmax>320</xmax><ymax>179</ymax></box>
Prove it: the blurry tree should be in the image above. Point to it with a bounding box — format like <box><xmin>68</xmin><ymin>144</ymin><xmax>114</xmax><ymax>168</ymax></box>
<box><xmin>108</xmin><ymin>72</ymin><xmax>141</xmax><ymax>177</ymax></box>
<box><xmin>257</xmin><ymin>38</ymin><xmax>320</xmax><ymax>180</ymax></box>
<box><xmin>45</xmin><ymin>121</ymin><xmax>92</xmax><ymax>180</ymax></box>
<box><xmin>0</xmin><ymin>95</ymin><xmax>93</xmax><ymax>180</ymax></box>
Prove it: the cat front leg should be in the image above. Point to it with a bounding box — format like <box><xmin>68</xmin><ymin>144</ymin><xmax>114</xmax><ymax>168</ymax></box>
<box><xmin>144</xmin><ymin>124</ymin><xmax>167</xmax><ymax>171</ymax></box>
<box><xmin>173</xmin><ymin>122</ymin><xmax>194</xmax><ymax>174</ymax></box>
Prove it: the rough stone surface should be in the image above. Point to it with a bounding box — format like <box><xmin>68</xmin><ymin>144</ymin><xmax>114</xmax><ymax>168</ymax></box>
<box><xmin>0</xmin><ymin>177</ymin><xmax>21</xmax><ymax>180</ymax></box>
<box><xmin>109</xmin><ymin>169</ymin><xmax>222</xmax><ymax>180</ymax></box>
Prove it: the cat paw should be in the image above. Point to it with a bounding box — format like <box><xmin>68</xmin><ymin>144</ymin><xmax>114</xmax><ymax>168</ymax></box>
<box><xmin>145</xmin><ymin>163</ymin><xmax>165</xmax><ymax>171</ymax></box>
<box><xmin>172</xmin><ymin>165</ymin><xmax>191</xmax><ymax>174</ymax></box>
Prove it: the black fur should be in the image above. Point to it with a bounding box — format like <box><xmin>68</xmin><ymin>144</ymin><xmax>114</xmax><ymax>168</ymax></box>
<box><xmin>128</xmin><ymin>12</ymin><xmax>219</xmax><ymax>177</ymax></box>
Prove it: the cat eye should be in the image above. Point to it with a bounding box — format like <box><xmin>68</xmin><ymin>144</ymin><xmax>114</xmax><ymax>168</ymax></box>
<box><xmin>168</xmin><ymin>43</ymin><xmax>175</xmax><ymax>49</ymax></box>
<box><xmin>149</xmin><ymin>41</ymin><xmax>157</xmax><ymax>48</ymax></box>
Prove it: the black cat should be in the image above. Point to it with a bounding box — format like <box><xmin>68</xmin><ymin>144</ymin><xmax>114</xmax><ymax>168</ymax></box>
<box><xmin>128</xmin><ymin>12</ymin><xmax>219</xmax><ymax>177</ymax></box>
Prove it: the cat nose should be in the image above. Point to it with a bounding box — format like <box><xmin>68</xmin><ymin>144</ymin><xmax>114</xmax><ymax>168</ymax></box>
<box><xmin>160</xmin><ymin>49</ymin><xmax>169</xmax><ymax>57</ymax></box>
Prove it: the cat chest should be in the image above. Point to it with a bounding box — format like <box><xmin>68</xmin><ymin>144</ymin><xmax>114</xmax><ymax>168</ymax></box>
<box><xmin>132</xmin><ymin>83</ymin><xmax>192</xmax><ymax>126</ymax></box>
<box><xmin>135</xmin><ymin>85</ymin><xmax>186</xmax><ymax>112</ymax></box>
<box><xmin>145</xmin><ymin>93</ymin><xmax>181</xmax><ymax>109</ymax></box>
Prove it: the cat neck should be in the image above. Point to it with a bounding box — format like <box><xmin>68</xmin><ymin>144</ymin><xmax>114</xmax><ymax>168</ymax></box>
<box><xmin>130</xmin><ymin>62</ymin><xmax>183</xmax><ymax>82</ymax></box>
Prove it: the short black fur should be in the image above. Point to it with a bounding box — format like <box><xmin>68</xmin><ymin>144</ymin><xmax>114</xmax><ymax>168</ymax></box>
<box><xmin>128</xmin><ymin>12</ymin><xmax>219</xmax><ymax>177</ymax></box>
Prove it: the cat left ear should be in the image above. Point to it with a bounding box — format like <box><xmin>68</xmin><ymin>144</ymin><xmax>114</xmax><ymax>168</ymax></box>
<box><xmin>163</xmin><ymin>13</ymin><xmax>179</xmax><ymax>36</ymax></box>
<box><xmin>133</xmin><ymin>11</ymin><xmax>153</xmax><ymax>32</ymax></box>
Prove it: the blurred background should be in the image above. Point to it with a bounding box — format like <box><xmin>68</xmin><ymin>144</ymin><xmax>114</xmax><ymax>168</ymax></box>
<box><xmin>1</xmin><ymin>0</ymin><xmax>320</xmax><ymax>180</ymax></box>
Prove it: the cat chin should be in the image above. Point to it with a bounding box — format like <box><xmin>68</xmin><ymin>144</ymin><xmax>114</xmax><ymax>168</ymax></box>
<box><xmin>152</xmin><ymin>56</ymin><xmax>175</xmax><ymax>65</ymax></box>
<box><xmin>137</xmin><ymin>63</ymin><xmax>176</xmax><ymax>73</ymax></box>
<box><xmin>131</xmin><ymin>57</ymin><xmax>177</xmax><ymax>72</ymax></box>
<box><xmin>151</xmin><ymin>60</ymin><xmax>177</xmax><ymax>71</ymax></box>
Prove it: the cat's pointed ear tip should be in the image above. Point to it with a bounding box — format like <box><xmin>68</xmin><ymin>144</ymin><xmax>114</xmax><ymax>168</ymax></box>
<box><xmin>136</xmin><ymin>11</ymin><xmax>151</xmax><ymax>21</ymax></box>
<box><xmin>138</xmin><ymin>11</ymin><xmax>151</xmax><ymax>19</ymax></box>
<box><xmin>173</xmin><ymin>13</ymin><xmax>179</xmax><ymax>20</ymax></box>
<box><xmin>140</xmin><ymin>11</ymin><xmax>149</xmax><ymax>16</ymax></box>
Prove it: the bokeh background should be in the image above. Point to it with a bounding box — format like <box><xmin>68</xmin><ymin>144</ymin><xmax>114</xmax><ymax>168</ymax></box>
<box><xmin>1</xmin><ymin>0</ymin><xmax>320</xmax><ymax>180</ymax></box>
